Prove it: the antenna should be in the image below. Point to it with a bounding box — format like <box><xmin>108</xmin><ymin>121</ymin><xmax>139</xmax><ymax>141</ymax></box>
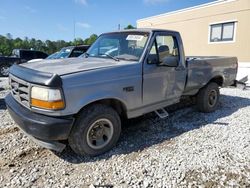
<box><xmin>74</xmin><ymin>19</ymin><xmax>76</xmax><ymax>43</ymax></box>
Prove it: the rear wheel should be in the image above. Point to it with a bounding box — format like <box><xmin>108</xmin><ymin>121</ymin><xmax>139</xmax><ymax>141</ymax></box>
<box><xmin>68</xmin><ymin>104</ymin><xmax>121</xmax><ymax>156</ymax></box>
<box><xmin>0</xmin><ymin>64</ymin><xmax>10</xmax><ymax>77</ymax></box>
<box><xmin>196</xmin><ymin>82</ymin><xmax>220</xmax><ymax>113</ymax></box>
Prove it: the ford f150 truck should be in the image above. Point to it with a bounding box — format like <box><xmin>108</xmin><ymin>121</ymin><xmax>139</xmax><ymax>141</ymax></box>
<box><xmin>5</xmin><ymin>29</ymin><xmax>238</xmax><ymax>156</ymax></box>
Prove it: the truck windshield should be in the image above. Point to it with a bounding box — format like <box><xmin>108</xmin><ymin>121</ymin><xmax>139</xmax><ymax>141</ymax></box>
<box><xmin>86</xmin><ymin>32</ymin><xmax>149</xmax><ymax>61</ymax></box>
<box><xmin>46</xmin><ymin>52</ymin><xmax>59</xmax><ymax>59</ymax></box>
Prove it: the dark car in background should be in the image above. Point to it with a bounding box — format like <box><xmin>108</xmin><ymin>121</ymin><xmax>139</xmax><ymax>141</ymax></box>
<box><xmin>0</xmin><ymin>49</ymin><xmax>48</xmax><ymax>76</ymax></box>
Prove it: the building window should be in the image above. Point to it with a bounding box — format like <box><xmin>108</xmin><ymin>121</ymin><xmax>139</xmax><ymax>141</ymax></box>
<box><xmin>210</xmin><ymin>22</ymin><xmax>235</xmax><ymax>42</ymax></box>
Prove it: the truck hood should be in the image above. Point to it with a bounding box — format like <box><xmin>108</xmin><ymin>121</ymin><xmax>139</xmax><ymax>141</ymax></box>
<box><xmin>21</xmin><ymin>57</ymin><xmax>127</xmax><ymax>75</ymax></box>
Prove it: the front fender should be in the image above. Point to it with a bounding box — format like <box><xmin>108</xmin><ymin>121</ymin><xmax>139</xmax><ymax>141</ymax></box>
<box><xmin>75</xmin><ymin>91</ymin><xmax>128</xmax><ymax>114</ymax></box>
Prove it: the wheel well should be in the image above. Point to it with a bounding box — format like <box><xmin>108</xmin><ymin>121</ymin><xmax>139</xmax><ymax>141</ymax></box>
<box><xmin>210</xmin><ymin>76</ymin><xmax>224</xmax><ymax>86</ymax></box>
<box><xmin>80</xmin><ymin>99</ymin><xmax>127</xmax><ymax>118</ymax></box>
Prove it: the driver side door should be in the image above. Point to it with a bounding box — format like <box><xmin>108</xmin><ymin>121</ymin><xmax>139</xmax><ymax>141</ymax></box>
<box><xmin>143</xmin><ymin>32</ymin><xmax>186</xmax><ymax>106</ymax></box>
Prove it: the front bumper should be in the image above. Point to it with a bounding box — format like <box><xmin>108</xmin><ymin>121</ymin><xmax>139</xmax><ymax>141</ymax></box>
<box><xmin>5</xmin><ymin>93</ymin><xmax>74</xmax><ymax>151</ymax></box>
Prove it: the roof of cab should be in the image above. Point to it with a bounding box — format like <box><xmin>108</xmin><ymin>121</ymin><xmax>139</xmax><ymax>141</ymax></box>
<box><xmin>103</xmin><ymin>28</ymin><xmax>179</xmax><ymax>35</ymax></box>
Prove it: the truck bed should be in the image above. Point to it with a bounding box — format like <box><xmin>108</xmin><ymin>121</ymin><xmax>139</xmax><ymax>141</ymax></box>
<box><xmin>183</xmin><ymin>56</ymin><xmax>238</xmax><ymax>95</ymax></box>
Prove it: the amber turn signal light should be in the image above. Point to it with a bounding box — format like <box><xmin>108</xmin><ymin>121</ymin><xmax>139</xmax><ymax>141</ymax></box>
<box><xmin>31</xmin><ymin>98</ymin><xmax>65</xmax><ymax>110</ymax></box>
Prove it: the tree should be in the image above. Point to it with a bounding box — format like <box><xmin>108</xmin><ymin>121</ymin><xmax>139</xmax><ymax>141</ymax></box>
<box><xmin>45</xmin><ymin>40</ymin><xmax>57</xmax><ymax>54</ymax></box>
<box><xmin>6</xmin><ymin>33</ymin><xmax>13</xmax><ymax>40</ymax></box>
<box><xmin>22</xmin><ymin>37</ymin><xmax>30</xmax><ymax>49</ymax></box>
<box><xmin>0</xmin><ymin>33</ymin><xmax>98</xmax><ymax>56</ymax></box>
<box><xmin>74</xmin><ymin>38</ymin><xmax>84</xmax><ymax>46</ymax></box>
<box><xmin>13</xmin><ymin>38</ymin><xmax>23</xmax><ymax>49</ymax></box>
<box><xmin>84</xmin><ymin>34</ymin><xmax>98</xmax><ymax>45</ymax></box>
<box><xmin>124</xmin><ymin>24</ymin><xmax>136</xmax><ymax>30</ymax></box>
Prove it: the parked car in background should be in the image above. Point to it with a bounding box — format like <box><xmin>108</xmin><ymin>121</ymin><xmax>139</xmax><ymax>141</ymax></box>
<box><xmin>0</xmin><ymin>49</ymin><xmax>48</xmax><ymax>76</ymax></box>
<box><xmin>46</xmin><ymin>52</ymin><xmax>60</xmax><ymax>59</ymax></box>
<box><xmin>54</xmin><ymin>45</ymin><xmax>90</xmax><ymax>59</ymax></box>
<box><xmin>6</xmin><ymin>29</ymin><xmax>239</xmax><ymax>156</ymax></box>
<box><xmin>28</xmin><ymin>45</ymin><xmax>90</xmax><ymax>63</ymax></box>
<box><xmin>28</xmin><ymin>52</ymin><xmax>60</xmax><ymax>63</ymax></box>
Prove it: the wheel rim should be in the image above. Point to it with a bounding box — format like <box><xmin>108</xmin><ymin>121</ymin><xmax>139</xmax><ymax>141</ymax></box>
<box><xmin>208</xmin><ymin>89</ymin><xmax>218</xmax><ymax>107</ymax></box>
<box><xmin>0</xmin><ymin>66</ymin><xmax>9</xmax><ymax>76</ymax></box>
<box><xmin>86</xmin><ymin>118</ymin><xmax>114</xmax><ymax>150</ymax></box>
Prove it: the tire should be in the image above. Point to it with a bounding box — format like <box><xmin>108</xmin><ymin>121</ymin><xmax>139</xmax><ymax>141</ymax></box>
<box><xmin>68</xmin><ymin>104</ymin><xmax>121</xmax><ymax>156</ymax></box>
<box><xmin>0</xmin><ymin>64</ymin><xmax>10</xmax><ymax>77</ymax></box>
<box><xmin>196</xmin><ymin>82</ymin><xmax>220</xmax><ymax>113</ymax></box>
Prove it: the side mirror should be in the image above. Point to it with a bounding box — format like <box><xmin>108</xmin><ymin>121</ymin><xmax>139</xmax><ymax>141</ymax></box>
<box><xmin>147</xmin><ymin>56</ymin><xmax>158</xmax><ymax>64</ymax></box>
<box><xmin>159</xmin><ymin>56</ymin><xmax>178</xmax><ymax>67</ymax></box>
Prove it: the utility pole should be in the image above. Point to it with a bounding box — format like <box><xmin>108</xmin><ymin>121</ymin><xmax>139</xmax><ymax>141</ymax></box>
<box><xmin>118</xmin><ymin>24</ymin><xmax>121</xmax><ymax>31</ymax></box>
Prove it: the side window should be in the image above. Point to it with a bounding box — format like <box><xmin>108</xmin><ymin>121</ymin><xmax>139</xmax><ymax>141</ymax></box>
<box><xmin>156</xmin><ymin>35</ymin><xmax>179</xmax><ymax>63</ymax></box>
<box><xmin>21</xmin><ymin>51</ymin><xmax>31</xmax><ymax>60</ymax></box>
<box><xmin>70</xmin><ymin>49</ymin><xmax>85</xmax><ymax>57</ymax></box>
<box><xmin>36</xmin><ymin>52</ymin><xmax>48</xmax><ymax>59</ymax></box>
<box><xmin>148</xmin><ymin>35</ymin><xmax>179</xmax><ymax>65</ymax></box>
<box><xmin>30</xmin><ymin>51</ymin><xmax>36</xmax><ymax>60</ymax></box>
<box><xmin>148</xmin><ymin>41</ymin><xmax>158</xmax><ymax>64</ymax></box>
<box><xmin>34</xmin><ymin>52</ymin><xmax>39</xmax><ymax>59</ymax></box>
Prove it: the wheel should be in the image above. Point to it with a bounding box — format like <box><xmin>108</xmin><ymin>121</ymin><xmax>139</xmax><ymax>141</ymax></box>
<box><xmin>196</xmin><ymin>82</ymin><xmax>220</xmax><ymax>113</ymax></box>
<box><xmin>0</xmin><ymin>64</ymin><xmax>10</xmax><ymax>77</ymax></box>
<box><xmin>68</xmin><ymin>104</ymin><xmax>121</xmax><ymax>156</ymax></box>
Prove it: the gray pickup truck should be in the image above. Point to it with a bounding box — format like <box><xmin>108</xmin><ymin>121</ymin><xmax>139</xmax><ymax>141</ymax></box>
<box><xmin>5</xmin><ymin>29</ymin><xmax>238</xmax><ymax>156</ymax></box>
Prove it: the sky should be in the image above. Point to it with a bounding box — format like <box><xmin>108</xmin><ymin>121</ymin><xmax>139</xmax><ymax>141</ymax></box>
<box><xmin>0</xmin><ymin>0</ymin><xmax>215</xmax><ymax>41</ymax></box>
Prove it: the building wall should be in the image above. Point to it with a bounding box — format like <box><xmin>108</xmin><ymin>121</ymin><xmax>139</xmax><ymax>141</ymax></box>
<box><xmin>137</xmin><ymin>0</ymin><xmax>250</xmax><ymax>62</ymax></box>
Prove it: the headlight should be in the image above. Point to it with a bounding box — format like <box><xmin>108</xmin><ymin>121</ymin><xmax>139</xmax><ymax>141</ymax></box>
<box><xmin>31</xmin><ymin>86</ymin><xmax>65</xmax><ymax>110</ymax></box>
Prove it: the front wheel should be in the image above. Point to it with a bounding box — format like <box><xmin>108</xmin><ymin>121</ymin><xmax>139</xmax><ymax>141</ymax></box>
<box><xmin>68</xmin><ymin>104</ymin><xmax>121</xmax><ymax>156</ymax></box>
<box><xmin>196</xmin><ymin>82</ymin><xmax>220</xmax><ymax>113</ymax></box>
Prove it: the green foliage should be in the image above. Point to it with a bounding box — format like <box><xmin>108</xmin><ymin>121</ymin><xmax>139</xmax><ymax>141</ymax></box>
<box><xmin>0</xmin><ymin>33</ymin><xmax>98</xmax><ymax>56</ymax></box>
<box><xmin>84</xmin><ymin>34</ymin><xmax>98</xmax><ymax>45</ymax></box>
<box><xmin>73</xmin><ymin>38</ymin><xmax>84</xmax><ymax>46</ymax></box>
<box><xmin>124</xmin><ymin>24</ymin><xmax>136</xmax><ymax>30</ymax></box>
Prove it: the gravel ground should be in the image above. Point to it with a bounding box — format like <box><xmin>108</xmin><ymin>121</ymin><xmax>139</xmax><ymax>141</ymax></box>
<box><xmin>0</xmin><ymin>77</ymin><xmax>249</xmax><ymax>188</ymax></box>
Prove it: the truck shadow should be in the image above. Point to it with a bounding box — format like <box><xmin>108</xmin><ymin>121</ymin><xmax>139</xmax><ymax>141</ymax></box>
<box><xmin>56</xmin><ymin>93</ymin><xmax>250</xmax><ymax>163</ymax></box>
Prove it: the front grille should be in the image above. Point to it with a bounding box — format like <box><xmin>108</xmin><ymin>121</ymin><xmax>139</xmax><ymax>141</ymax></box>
<box><xmin>9</xmin><ymin>75</ymin><xmax>31</xmax><ymax>108</ymax></box>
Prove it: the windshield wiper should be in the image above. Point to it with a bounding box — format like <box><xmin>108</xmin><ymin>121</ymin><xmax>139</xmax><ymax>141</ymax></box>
<box><xmin>99</xmin><ymin>53</ymin><xmax>119</xmax><ymax>62</ymax></box>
